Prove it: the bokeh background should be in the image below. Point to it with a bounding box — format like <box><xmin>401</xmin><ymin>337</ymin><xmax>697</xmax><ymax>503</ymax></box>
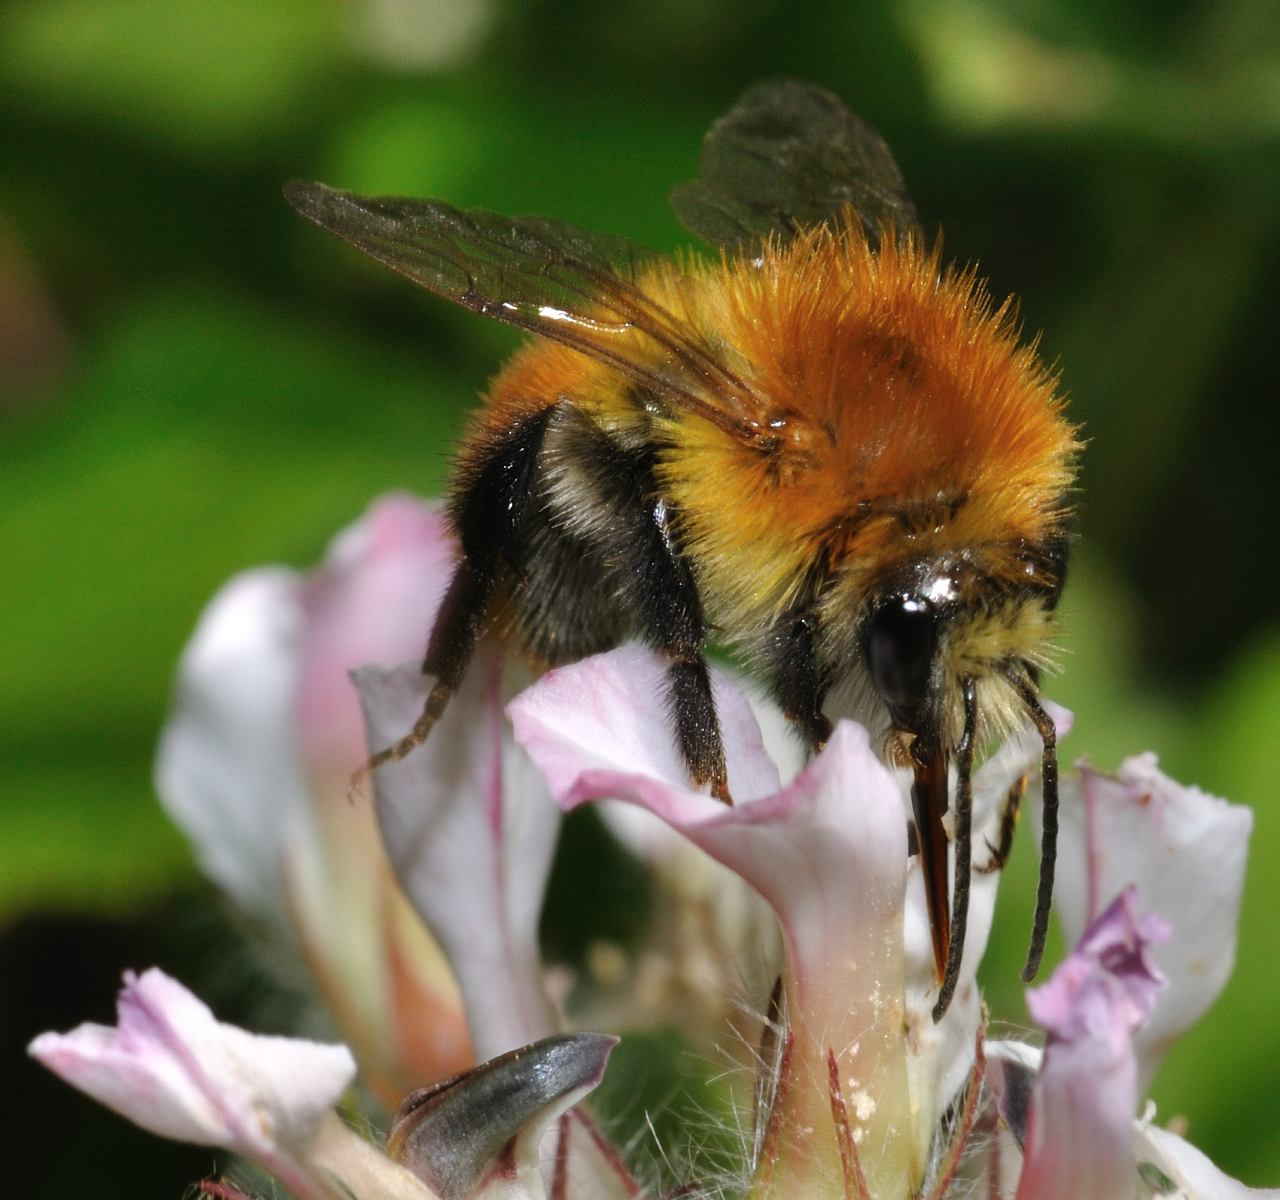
<box><xmin>3</xmin><ymin>0</ymin><xmax>1279</xmax><ymax>1192</ymax></box>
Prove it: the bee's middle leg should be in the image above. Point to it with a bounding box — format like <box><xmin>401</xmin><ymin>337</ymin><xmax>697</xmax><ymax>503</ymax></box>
<box><xmin>365</xmin><ymin>406</ymin><xmax>554</xmax><ymax>772</ymax></box>
<box><xmin>633</xmin><ymin>498</ymin><xmax>728</xmax><ymax>802</ymax></box>
<box><xmin>533</xmin><ymin>409</ymin><xmax>728</xmax><ymax>799</ymax></box>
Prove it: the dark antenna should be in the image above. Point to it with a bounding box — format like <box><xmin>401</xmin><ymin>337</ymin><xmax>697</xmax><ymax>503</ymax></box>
<box><xmin>1010</xmin><ymin>673</ymin><xmax>1059</xmax><ymax>981</ymax></box>
<box><xmin>933</xmin><ymin>675</ymin><xmax>977</xmax><ymax>1022</ymax></box>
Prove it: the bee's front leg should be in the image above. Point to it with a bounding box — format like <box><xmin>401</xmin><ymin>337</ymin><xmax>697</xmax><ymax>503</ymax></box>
<box><xmin>768</xmin><ymin>607</ymin><xmax>832</xmax><ymax>757</ymax></box>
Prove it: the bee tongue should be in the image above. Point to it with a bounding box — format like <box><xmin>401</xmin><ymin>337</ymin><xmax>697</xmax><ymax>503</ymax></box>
<box><xmin>910</xmin><ymin>744</ymin><xmax>951</xmax><ymax>983</ymax></box>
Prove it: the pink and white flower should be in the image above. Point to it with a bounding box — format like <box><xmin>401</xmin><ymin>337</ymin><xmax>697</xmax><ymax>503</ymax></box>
<box><xmin>508</xmin><ymin>643</ymin><xmax>1059</xmax><ymax>1197</ymax></box>
<box><xmin>28</xmin><ymin>968</ymin><xmax>425</xmax><ymax>1200</ymax></box>
<box><xmin>154</xmin><ymin>496</ymin><xmax>476</xmax><ymax>1102</ymax></box>
<box><xmin>29</xmin><ymin>968</ymin><xmax>618</xmax><ymax>1200</ymax></box>
<box><xmin>32</xmin><ymin>494</ymin><xmax>1277</xmax><ymax>1200</ymax></box>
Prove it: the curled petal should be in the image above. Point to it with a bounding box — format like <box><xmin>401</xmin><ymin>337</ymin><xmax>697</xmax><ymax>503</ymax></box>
<box><xmin>1135</xmin><ymin>1124</ymin><xmax>1280</xmax><ymax>1200</ymax></box>
<box><xmin>510</xmin><ymin>643</ymin><xmax>782</xmax><ymax>806</ymax></box>
<box><xmin>1055</xmin><ymin>754</ymin><xmax>1251</xmax><ymax>1090</ymax></box>
<box><xmin>155</xmin><ymin>496</ymin><xmax>473</xmax><ymax>1100</ymax></box>
<box><xmin>358</xmin><ymin>651</ymin><xmax>560</xmax><ymax>1061</ymax></box>
<box><xmin>510</xmin><ymin>646</ymin><xmax>917</xmax><ymax>1196</ymax></box>
<box><xmin>390</xmin><ymin>1034</ymin><xmax>617</xmax><ymax>1200</ymax></box>
<box><xmin>29</xmin><ymin>969</ymin><xmax>356</xmax><ymax>1198</ymax></box>
<box><xmin>1017</xmin><ymin>888</ymin><xmax>1168</xmax><ymax>1200</ymax></box>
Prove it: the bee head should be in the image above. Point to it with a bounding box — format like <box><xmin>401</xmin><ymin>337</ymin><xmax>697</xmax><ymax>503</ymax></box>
<box><xmin>854</xmin><ymin>539</ymin><xmax>1067</xmax><ymax>756</ymax></box>
<box><xmin>854</xmin><ymin>546</ymin><xmax>1063</xmax><ymax>988</ymax></box>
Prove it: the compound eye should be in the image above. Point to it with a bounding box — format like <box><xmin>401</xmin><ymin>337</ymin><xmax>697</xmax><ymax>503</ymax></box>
<box><xmin>866</xmin><ymin>595</ymin><xmax>937</xmax><ymax>713</ymax></box>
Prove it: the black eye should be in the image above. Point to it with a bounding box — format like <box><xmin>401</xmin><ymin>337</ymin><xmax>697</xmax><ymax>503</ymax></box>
<box><xmin>865</xmin><ymin>595</ymin><xmax>937</xmax><ymax>713</ymax></box>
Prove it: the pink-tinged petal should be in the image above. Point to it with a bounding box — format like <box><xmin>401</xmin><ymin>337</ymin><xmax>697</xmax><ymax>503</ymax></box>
<box><xmin>1055</xmin><ymin>754</ymin><xmax>1251</xmax><ymax>1090</ymax></box>
<box><xmin>584</xmin><ymin>671</ymin><xmax>785</xmax><ymax>1053</ymax></box>
<box><xmin>297</xmin><ymin>494</ymin><xmax>456</xmax><ymax>778</ymax></box>
<box><xmin>510</xmin><ymin>646</ymin><xmax>917</xmax><ymax>1197</ymax></box>
<box><xmin>156</xmin><ymin>498</ymin><xmax>471</xmax><ymax>1102</ymax></box>
<box><xmin>510</xmin><ymin>643</ymin><xmax>782</xmax><ymax>807</ymax></box>
<box><xmin>155</xmin><ymin>567</ymin><xmax>309</xmax><ymax>921</ymax></box>
<box><xmin>29</xmin><ymin>969</ymin><xmax>356</xmax><ymax>1200</ymax></box>
<box><xmin>357</xmin><ymin>647</ymin><xmax>560</xmax><ymax>1062</ymax></box>
<box><xmin>1135</xmin><ymin>1124</ymin><xmax>1280</xmax><ymax>1199</ymax></box>
<box><xmin>1017</xmin><ymin>888</ymin><xmax>1168</xmax><ymax>1200</ymax></box>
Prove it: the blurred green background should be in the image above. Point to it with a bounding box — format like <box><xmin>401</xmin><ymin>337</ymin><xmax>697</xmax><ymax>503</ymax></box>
<box><xmin>3</xmin><ymin>0</ymin><xmax>1278</xmax><ymax>1192</ymax></box>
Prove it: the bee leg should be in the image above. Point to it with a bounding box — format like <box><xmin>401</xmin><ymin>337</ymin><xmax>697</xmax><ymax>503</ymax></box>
<box><xmin>769</xmin><ymin>608</ymin><xmax>832</xmax><ymax>755</ymax></box>
<box><xmin>976</xmin><ymin>773</ymin><xmax>1026</xmax><ymax>874</ymax></box>
<box><xmin>363</xmin><ymin>407</ymin><xmax>553</xmax><ymax>774</ymax></box>
<box><xmin>668</xmin><ymin>656</ymin><xmax>729</xmax><ymax>802</ymax></box>
<box><xmin>527</xmin><ymin>406</ymin><xmax>727</xmax><ymax>799</ymax></box>
<box><xmin>633</xmin><ymin>493</ymin><xmax>728</xmax><ymax>801</ymax></box>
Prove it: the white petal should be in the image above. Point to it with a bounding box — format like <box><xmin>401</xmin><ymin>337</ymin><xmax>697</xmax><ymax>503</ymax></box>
<box><xmin>357</xmin><ymin>648</ymin><xmax>560</xmax><ymax>1061</ymax></box>
<box><xmin>1135</xmin><ymin>1125</ymin><xmax>1280</xmax><ymax>1199</ymax></box>
<box><xmin>29</xmin><ymin>968</ymin><xmax>354</xmax><ymax>1157</ymax></box>
<box><xmin>1054</xmin><ymin>754</ymin><xmax>1252</xmax><ymax>1090</ymax></box>
<box><xmin>511</xmin><ymin>646</ymin><xmax>920</xmax><ymax>1193</ymax></box>
<box><xmin>155</xmin><ymin>567</ymin><xmax>309</xmax><ymax>921</ymax></box>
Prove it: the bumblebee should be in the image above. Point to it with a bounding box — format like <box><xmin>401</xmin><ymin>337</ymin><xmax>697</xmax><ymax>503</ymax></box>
<box><xmin>286</xmin><ymin>80</ymin><xmax>1078</xmax><ymax>1019</ymax></box>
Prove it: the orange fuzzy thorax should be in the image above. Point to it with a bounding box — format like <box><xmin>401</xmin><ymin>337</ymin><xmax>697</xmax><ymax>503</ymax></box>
<box><xmin>473</xmin><ymin>221</ymin><xmax>1078</xmax><ymax>638</ymax></box>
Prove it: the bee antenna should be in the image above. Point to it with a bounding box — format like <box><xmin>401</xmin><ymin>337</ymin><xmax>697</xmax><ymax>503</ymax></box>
<box><xmin>932</xmin><ymin>675</ymin><xmax>976</xmax><ymax>1023</ymax></box>
<box><xmin>1010</xmin><ymin>673</ymin><xmax>1059</xmax><ymax>982</ymax></box>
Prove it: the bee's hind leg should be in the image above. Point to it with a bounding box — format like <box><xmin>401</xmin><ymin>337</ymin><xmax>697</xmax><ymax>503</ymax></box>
<box><xmin>602</xmin><ymin>457</ymin><xmax>728</xmax><ymax>801</ymax></box>
<box><xmin>536</xmin><ymin>408</ymin><xmax>730</xmax><ymax>803</ymax></box>
<box><xmin>363</xmin><ymin>407</ymin><xmax>555</xmax><ymax>775</ymax></box>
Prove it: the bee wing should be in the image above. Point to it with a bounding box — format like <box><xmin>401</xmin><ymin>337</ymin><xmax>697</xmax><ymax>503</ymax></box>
<box><xmin>285</xmin><ymin>181</ymin><xmax>764</xmax><ymax>440</ymax></box>
<box><xmin>669</xmin><ymin>79</ymin><xmax>922</xmax><ymax>251</ymax></box>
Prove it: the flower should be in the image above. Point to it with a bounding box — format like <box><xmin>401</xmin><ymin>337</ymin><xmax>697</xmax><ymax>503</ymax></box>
<box><xmin>33</xmin><ymin>495</ymin><xmax>1278</xmax><ymax>1200</ymax></box>
<box><xmin>29</xmin><ymin>967</ymin><xmax>618</xmax><ymax>1200</ymax></box>
<box><xmin>154</xmin><ymin>495</ymin><xmax>474</xmax><ymax>1102</ymax></box>
<box><xmin>29</xmin><ymin>968</ymin><xmax>356</xmax><ymax>1156</ymax></box>
<box><xmin>28</xmin><ymin>968</ymin><xmax>391</xmax><ymax>1200</ymax></box>
<box><xmin>980</xmin><ymin>756</ymin><xmax>1267</xmax><ymax>1200</ymax></box>
<box><xmin>508</xmin><ymin>642</ymin><xmax>1060</xmax><ymax>1197</ymax></box>
<box><xmin>1016</xmin><ymin>887</ymin><xmax>1169</xmax><ymax>1200</ymax></box>
<box><xmin>509</xmin><ymin>641</ymin><xmax>1272</xmax><ymax>1198</ymax></box>
<box><xmin>353</xmin><ymin>655</ymin><xmax>560</xmax><ymax>1062</ymax></box>
<box><xmin>1053</xmin><ymin>755</ymin><xmax>1253</xmax><ymax>1094</ymax></box>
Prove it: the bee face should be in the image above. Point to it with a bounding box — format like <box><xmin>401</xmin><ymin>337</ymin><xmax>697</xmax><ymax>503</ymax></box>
<box><xmin>854</xmin><ymin>545</ymin><xmax>1066</xmax><ymax>740</ymax></box>
<box><xmin>286</xmin><ymin>79</ymin><xmax>1077</xmax><ymax>1021</ymax></box>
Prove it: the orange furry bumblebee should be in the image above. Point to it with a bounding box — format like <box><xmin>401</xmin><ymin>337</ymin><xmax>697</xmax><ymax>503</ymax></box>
<box><xmin>286</xmin><ymin>81</ymin><xmax>1079</xmax><ymax>1020</ymax></box>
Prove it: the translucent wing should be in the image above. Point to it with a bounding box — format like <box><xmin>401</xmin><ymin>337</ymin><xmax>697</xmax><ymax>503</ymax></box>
<box><xmin>284</xmin><ymin>182</ymin><xmax>764</xmax><ymax>440</ymax></box>
<box><xmin>669</xmin><ymin>79</ymin><xmax>922</xmax><ymax>251</ymax></box>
